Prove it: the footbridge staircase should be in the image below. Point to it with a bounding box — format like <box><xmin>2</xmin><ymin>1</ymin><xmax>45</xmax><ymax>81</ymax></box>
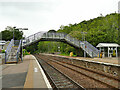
<box><xmin>23</xmin><ymin>32</ymin><xmax>100</xmax><ymax>58</ymax></box>
<box><xmin>5</xmin><ymin>39</ymin><xmax>22</xmax><ymax>63</ymax></box>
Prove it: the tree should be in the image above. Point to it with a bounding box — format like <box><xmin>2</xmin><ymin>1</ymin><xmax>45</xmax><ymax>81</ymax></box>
<box><xmin>1</xmin><ymin>26</ymin><xmax>23</xmax><ymax>41</ymax></box>
<box><xmin>48</xmin><ymin>29</ymin><xmax>56</xmax><ymax>33</ymax></box>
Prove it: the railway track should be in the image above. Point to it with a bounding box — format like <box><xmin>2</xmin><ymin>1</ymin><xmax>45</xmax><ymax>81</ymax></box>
<box><xmin>35</xmin><ymin>54</ymin><xmax>84</xmax><ymax>89</ymax></box>
<box><xmin>37</xmin><ymin>54</ymin><xmax>120</xmax><ymax>89</ymax></box>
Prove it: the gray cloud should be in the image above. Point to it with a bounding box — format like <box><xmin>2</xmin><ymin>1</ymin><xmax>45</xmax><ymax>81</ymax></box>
<box><xmin>0</xmin><ymin>0</ymin><xmax>119</xmax><ymax>36</ymax></box>
<box><xmin>0</xmin><ymin>2</ymin><xmax>59</xmax><ymax>12</ymax></box>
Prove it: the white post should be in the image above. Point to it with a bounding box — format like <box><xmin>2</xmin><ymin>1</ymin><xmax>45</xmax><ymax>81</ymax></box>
<box><xmin>84</xmin><ymin>51</ymin><xmax>86</xmax><ymax>57</ymax></box>
<box><xmin>103</xmin><ymin>47</ymin><xmax>104</xmax><ymax>58</ymax></box>
<box><xmin>108</xmin><ymin>47</ymin><xmax>109</xmax><ymax>57</ymax></box>
<box><xmin>116</xmin><ymin>47</ymin><xmax>117</xmax><ymax>57</ymax></box>
<box><xmin>100</xmin><ymin>47</ymin><xmax>101</xmax><ymax>52</ymax></box>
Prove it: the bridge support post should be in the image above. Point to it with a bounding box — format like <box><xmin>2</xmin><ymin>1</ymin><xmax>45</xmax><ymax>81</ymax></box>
<box><xmin>20</xmin><ymin>40</ymin><xmax>23</xmax><ymax>62</ymax></box>
<box><xmin>34</xmin><ymin>34</ymin><xmax>35</xmax><ymax>41</ymax></box>
<box><xmin>84</xmin><ymin>51</ymin><xmax>86</xmax><ymax>57</ymax></box>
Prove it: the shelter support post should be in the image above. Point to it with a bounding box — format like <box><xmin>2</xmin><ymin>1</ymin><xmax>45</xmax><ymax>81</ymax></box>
<box><xmin>103</xmin><ymin>47</ymin><xmax>105</xmax><ymax>58</ymax></box>
<box><xmin>108</xmin><ymin>47</ymin><xmax>109</xmax><ymax>57</ymax></box>
<box><xmin>116</xmin><ymin>47</ymin><xmax>117</xmax><ymax>57</ymax></box>
<box><xmin>84</xmin><ymin>51</ymin><xmax>86</xmax><ymax>57</ymax></box>
<box><xmin>100</xmin><ymin>47</ymin><xmax>101</xmax><ymax>52</ymax></box>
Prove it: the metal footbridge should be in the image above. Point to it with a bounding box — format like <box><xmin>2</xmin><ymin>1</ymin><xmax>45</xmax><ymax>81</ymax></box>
<box><xmin>5</xmin><ymin>31</ymin><xmax>99</xmax><ymax>63</ymax></box>
<box><xmin>23</xmin><ymin>32</ymin><xmax>100</xmax><ymax>58</ymax></box>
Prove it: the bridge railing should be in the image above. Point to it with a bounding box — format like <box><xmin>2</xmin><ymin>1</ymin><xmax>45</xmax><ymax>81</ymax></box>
<box><xmin>5</xmin><ymin>39</ymin><xmax>14</xmax><ymax>63</ymax></box>
<box><xmin>78</xmin><ymin>41</ymin><xmax>93</xmax><ymax>57</ymax></box>
<box><xmin>83</xmin><ymin>41</ymin><xmax>99</xmax><ymax>57</ymax></box>
<box><xmin>42</xmin><ymin>32</ymin><xmax>66</xmax><ymax>39</ymax></box>
<box><xmin>23</xmin><ymin>31</ymin><xmax>46</xmax><ymax>46</ymax></box>
<box><xmin>64</xmin><ymin>35</ymin><xmax>95</xmax><ymax>57</ymax></box>
<box><xmin>16</xmin><ymin>40</ymin><xmax>22</xmax><ymax>62</ymax></box>
<box><xmin>65</xmin><ymin>35</ymin><xmax>76</xmax><ymax>44</ymax></box>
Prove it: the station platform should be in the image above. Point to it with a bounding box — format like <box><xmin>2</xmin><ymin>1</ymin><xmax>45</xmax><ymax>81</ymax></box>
<box><xmin>2</xmin><ymin>55</ymin><xmax>52</xmax><ymax>89</ymax></box>
<box><xmin>65</xmin><ymin>56</ymin><xmax>119</xmax><ymax>65</ymax></box>
<box><xmin>43</xmin><ymin>53</ymin><xmax>119</xmax><ymax>65</ymax></box>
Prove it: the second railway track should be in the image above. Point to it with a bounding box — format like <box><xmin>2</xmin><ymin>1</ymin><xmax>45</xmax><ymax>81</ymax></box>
<box><xmin>35</xmin><ymin>54</ymin><xmax>120</xmax><ymax>89</ymax></box>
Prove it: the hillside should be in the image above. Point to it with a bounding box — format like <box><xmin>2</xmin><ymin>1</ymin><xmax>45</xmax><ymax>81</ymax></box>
<box><xmin>26</xmin><ymin>13</ymin><xmax>120</xmax><ymax>56</ymax></box>
<box><xmin>57</xmin><ymin>13</ymin><xmax>119</xmax><ymax>46</ymax></box>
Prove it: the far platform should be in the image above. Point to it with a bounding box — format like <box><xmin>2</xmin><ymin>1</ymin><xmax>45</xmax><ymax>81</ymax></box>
<box><xmin>43</xmin><ymin>53</ymin><xmax>119</xmax><ymax>65</ymax></box>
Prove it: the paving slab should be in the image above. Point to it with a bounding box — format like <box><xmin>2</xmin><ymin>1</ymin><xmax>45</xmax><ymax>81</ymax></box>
<box><xmin>2</xmin><ymin>56</ymin><xmax>30</xmax><ymax>88</ymax></box>
<box><xmin>24</xmin><ymin>55</ymin><xmax>51</xmax><ymax>89</ymax></box>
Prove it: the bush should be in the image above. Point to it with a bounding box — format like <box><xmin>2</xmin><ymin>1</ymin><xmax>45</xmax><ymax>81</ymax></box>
<box><xmin>23</xmin><ymin>49</ymin><xmax>30</xmax><ymax>56</ymax></box>
<box><xmin>2</xmin><ymin>50</ymin><xmax>5</xmax><ymax>53</ymax></box>
<box><xmin>0</xmin><ymin>49</ymin><xmax>5</xmax><ymax>53</ymax></box>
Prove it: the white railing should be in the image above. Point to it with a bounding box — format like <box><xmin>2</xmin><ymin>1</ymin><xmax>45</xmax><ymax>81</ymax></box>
<box><xmin>23</xmin><ymin>31</ymin><xmax>46</xmax><ymax>46</ymax></box>
<box><xmin>5</xmin><ymin>39</ymin><xmax>14</xmax><ymax>63</ymax></box>
<box><xmin>16</xmin><ymin>40</ymin><xmax>22</xmax><ymax>62</ymax></box>
<box><xmin>83</xmin><ymin>41</ymin><xmax>99</xmax><ymax>57</ymax></box>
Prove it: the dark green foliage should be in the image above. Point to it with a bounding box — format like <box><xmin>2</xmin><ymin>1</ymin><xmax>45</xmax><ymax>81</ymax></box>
<box><xmin>57</xmin><ymin>13</ymin><xmax>119</xmax><ymax>46</ymax></box>
<box><xmin>1</xmin><ymin>26</ymin><xmax>23</xmax><ymax>41</ymax></box>
<box><xmin>38</xmin><ymin>41</ymin><xmax>60</xmax><ymax>53</ymax></box>
<box><xmin>48</xmin><ymin>29</ymin><xmax>56</xmax><ymax>33</ymax></box>
<box><xmin>23</xmin><ymin>49</ymin><xmax>30</xmax><ymax>56</ymax></box>
<box><xmin>0</xmin><ymin>49</ymin><xmax>5</xmax><ymax>53</ymax></box>
<box><xmin>25</xmin><ymin>43</ymin><xmax>38</xmax><ymax>54</ymax></box>
<box><xmin>2</xmin><ymin>49</ymin><xmax>5</xmax><ymax>53</ymax></box>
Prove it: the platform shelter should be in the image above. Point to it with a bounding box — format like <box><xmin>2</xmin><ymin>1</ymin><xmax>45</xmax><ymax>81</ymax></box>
<box><xmin>96</xmin><ymin>43</ymin><xmax>119</xmax><ymax>57</ymax></box>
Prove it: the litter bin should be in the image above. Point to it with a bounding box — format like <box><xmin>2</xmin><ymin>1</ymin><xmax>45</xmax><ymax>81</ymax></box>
<box><xmin>100</xmin><ymin>52</ymin><xmax>103</xmax><ymax>58</ymax></box>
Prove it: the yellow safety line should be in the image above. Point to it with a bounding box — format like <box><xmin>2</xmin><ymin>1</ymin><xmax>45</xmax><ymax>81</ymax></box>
<box><xmin>24</xmin><ymin>60</ymin><xmax>33</xmax><ymax>88</ymax></box>
<box><xmin>12</xmin><ymin>46</ymin><xmax>18</xmax><ymax>47</ymax></box>
<box><xmin>6</xmin><ymin>61</ymin><xmax>17</xmax><ymax>64</ymax></box>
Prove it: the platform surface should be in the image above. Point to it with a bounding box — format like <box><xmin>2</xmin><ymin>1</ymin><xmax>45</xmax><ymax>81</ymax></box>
<box><xmin>43</xmin><ymin>53</ymin><xmax>119</xmax><ymax>65</ymax></box>
<box><xmin>2</xmin><ymin>55</ymin><xmax>51</xmax><ymax>89</ymax></box>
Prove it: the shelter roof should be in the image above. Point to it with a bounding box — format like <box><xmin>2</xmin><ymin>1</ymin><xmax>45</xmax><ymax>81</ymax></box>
<box><xmin>96</xmin><ymin>43</ymin><xmax>120</xmax><ymax>47</ymax></box>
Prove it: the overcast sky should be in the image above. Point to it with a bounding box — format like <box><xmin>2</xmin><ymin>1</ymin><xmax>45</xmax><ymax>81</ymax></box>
<box><xmin>0</xmin><ymin>0</ymin><xmax>119</xmax><ymax>37</ymax></box>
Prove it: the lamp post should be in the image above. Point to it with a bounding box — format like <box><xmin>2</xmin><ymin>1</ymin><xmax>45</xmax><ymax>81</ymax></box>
<box><xmin>18</xmin><ymin>28</ymin><xmax>28</xmax><ymax>62</ymax></box>
<box><xmin>13</xmin><ymin>26</ymin><xmax>16</xmax><ymax>40</ymax></box>
<box><xmin>81</xmin><ymin>32</ymin><xmax>87</xmax><ymax>41</ymax></box>
<box><xmin>12</xmin><ymin>26</ymin><xmax>28</xmax><ymax>62</ymax></box>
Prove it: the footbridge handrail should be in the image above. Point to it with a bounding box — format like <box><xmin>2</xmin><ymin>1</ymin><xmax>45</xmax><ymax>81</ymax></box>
<box><xmin>16</xmin><ymin>40</ymin><xmax>22</xmax><ymax>62</ymax></box>
<box><xmin>83</xmin><ymin>41</ymin><xmax>99</xmax><ymax>56</ymax></box>
<box><xmin>5</xmin><ymin>39</ymin><xmax>14</xmax><ymax>63</ymax></box>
